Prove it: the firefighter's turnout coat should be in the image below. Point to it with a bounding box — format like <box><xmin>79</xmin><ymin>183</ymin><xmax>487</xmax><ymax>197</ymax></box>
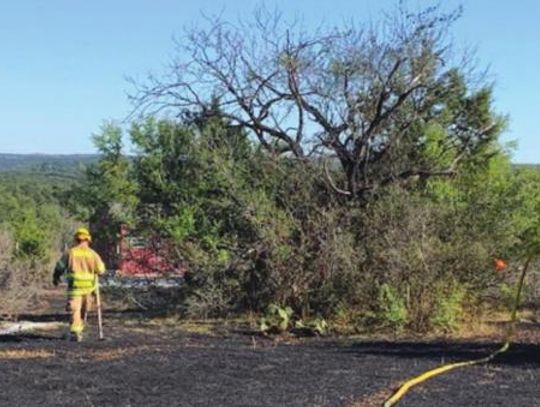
<box><xmin>54</xmin><ymin>245</ymin><xmax>106</xmax><ymax>297</ymax></box>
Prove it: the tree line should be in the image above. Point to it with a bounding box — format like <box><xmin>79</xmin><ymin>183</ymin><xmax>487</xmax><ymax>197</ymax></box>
<box><xmin>4</xmin><ymin>4</ymin><xmax>540</xmax><ymax>332</ymax></box>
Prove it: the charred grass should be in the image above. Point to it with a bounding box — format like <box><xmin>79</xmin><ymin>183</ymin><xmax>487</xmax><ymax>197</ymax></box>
<box><xmin>1</xmin><ymin>291</ymin><xmax>540</xmax><ymax>406</ymax></box>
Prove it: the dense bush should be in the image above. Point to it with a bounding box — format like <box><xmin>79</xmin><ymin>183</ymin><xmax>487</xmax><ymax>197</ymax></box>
<box><xmin>0</xmin><ymin>173</ymin><xmax>73</xmax><ymax>261</ymax></box>
<box><xmin>0</xmin><ymin>171</ymin><xmax>75</xmax><ymax>318</ymax></box>
<box><xmin>0</xmin><ymin>230</ymin><xmax>45</xmax><ymax>319</ymax></box>
<box><xmin>75</xmin><ymin>114</ymin><xmax>540</xmax><ymax>335</ymax></box>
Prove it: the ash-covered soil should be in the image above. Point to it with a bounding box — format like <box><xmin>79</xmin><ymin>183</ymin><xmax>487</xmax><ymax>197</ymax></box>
<box><xmin>1</xmin><ymin>290</ymin><xmax>539</xmax><ymax>407</ymax></box>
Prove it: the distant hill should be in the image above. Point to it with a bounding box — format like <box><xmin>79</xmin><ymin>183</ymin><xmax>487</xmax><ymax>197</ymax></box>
<box><xmin>513</xmin><ymin>163</ymin><xmax>540</xmax><ymax>170</ymax></box>
<box><xmin>0</xmin><ymin>153</ymin><xmax>536</xmax><ymax>177</ymax></box>
<box><xmin>0</xmin><ymin>153</ymin><xmax>99</xmax><ymax>176</ymax></box>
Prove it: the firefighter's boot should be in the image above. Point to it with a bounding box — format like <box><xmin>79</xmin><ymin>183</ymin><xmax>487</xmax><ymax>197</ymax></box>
<box><xmin>70</xmin><ymin>332</ymin><xmax>83</xmax><ymax>342</ymax></box>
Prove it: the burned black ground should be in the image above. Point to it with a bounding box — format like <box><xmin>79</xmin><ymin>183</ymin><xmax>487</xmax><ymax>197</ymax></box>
<box><xmin>1</xmin><ymin>292</ymin><xmax>539</xmax><ymax>407</ymax></box>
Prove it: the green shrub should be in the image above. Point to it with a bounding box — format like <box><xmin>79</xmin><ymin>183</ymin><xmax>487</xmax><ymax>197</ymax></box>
<box><xmin>259</xmin><ymin>304</ymin><xmax>293</xmax><ymax>334</ymax></box>
<box><xmin>377</xmin><ymin>284</ymin><xmax>408</xmax><ymax>332</ymax></box>
<box><xmin>499</xmin><ymin>282</ymin><xmax>517</xmax><ymax>312</ymax></box>
<box><xmin>431</xmin><ymin>284</ymin><xmax>466</xmax><ymax>333</ymax></box>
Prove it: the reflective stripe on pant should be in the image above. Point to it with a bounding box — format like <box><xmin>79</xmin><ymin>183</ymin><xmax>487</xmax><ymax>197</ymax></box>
<box><xmin>67</xmin><ymin>272</ymin><xmax>96</xmax><ymax>297</ymax></box>
<box><xmin>68</xmin><ymin>294</ymin><xmax>93</xmax><ymax>334</ymax></box>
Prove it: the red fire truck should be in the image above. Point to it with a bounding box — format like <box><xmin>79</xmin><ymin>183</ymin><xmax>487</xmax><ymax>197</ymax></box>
<box><xmin>93</xmin><ymin>224</ymin><xmax>184</xmax><ymax>278</ymax></box>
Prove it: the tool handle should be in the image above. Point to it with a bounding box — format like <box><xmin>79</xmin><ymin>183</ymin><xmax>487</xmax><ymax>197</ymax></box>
<box><xmin>95</xmin><ymin>274</ymin><xmax>104</xmax><ymax>340</ymax></box>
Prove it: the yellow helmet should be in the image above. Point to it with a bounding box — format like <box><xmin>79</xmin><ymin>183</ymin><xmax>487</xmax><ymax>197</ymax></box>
<box><xmin>74</xmin><ymin>227</ymin><xmax>92</xmax><ymax>242</ymax></box>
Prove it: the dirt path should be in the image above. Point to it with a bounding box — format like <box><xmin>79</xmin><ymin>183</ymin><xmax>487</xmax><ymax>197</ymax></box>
<box><xmin>1</xmin><ymin>290</ymin><xmax>539</xmax><ymax>407</ymax></box>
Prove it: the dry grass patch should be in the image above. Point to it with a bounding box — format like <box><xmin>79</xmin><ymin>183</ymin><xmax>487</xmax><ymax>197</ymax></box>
<box><xmin>138</xmin><ymin>318</ymin><xmax>219</xmax><ymax>335</ymax></box>
<box><xmin>0</xmin><ymin>349</ymin><xmax>55</xmax><ymax>360</ymax></box>
<box><xmin>176</xmin><ymin>321</ymin><xmax>215</xmax><ymax>335</ymax></box>
<box><xmin>88</xmin><ymin>345</ymin><xmax>153</xmax><ymax>362</ymax></box>
<box><xmin>349</xmin><ymin>387</ymin><xmax>393</xmax><ymax>407</ymax></box>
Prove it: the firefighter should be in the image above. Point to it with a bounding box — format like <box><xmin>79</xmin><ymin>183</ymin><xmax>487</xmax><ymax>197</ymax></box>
<box><xmin>53</xmin><ymin>227</ymin><xmax>105</xmax><ymax>342</ymax></box>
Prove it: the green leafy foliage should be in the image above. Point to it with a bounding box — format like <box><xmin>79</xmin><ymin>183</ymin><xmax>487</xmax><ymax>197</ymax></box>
<box><xmin>260</xmin><ymin>304</ymin><xmax>294</xmax><ymax>334</ymax></box>
<box><xmin>431</xmin><ymin>283</ymin><xmax>466</xmax><ymax>333</ymax></box>
<box><xmin>0</xmin><ymin>167</ymin><xmax>78</xmax><ymax>317</ymax></box>
<box><xmin>0</xmin><ymin>172</ymin><xmax>73</xmax><ymax>261</ymax></box>
<box><xmin>63</xmin><ymin>122</ymin><xmax>138</xmax><ymax>267</ymax></box>
<box><xmin>377</xmin><ymin>284</ymin><xmax>408</xmax><ymax>332</ymax></box>
<box><xmin>72</xmin><ymin>105</ymin><xmax>540</xmax><ymax>334</ymax></box>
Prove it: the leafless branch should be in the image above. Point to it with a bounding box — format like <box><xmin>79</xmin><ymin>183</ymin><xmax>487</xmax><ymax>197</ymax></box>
<box><xmin>129</xmin><ymin>4</ymin><xmax>500</xmax><ymax>199</ymax></box>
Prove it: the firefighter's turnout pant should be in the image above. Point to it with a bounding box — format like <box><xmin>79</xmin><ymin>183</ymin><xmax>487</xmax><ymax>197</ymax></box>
<box><xmin>68</xmin><ymin>293</ymin><xmax>93</xmax><ymax>334</ymax></box>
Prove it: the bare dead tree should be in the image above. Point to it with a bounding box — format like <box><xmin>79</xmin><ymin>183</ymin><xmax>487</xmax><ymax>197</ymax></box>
<box><xmin>130</xmin><ymin>4</ymin><xmax>504</xmax><ymax>199</ymax></box>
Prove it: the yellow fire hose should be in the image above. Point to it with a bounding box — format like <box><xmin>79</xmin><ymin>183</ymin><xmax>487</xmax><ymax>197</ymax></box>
<box><xmin>382</xmin><ymin>255</ymin><xmax>534</xmax><ymax>407</ymax></box>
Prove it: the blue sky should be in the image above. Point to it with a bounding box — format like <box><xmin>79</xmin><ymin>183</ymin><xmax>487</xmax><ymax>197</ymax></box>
<box><xmin>0</xmin><ymin>1</ymin><xmax>539</xmax><ymax>162</ymax></box>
